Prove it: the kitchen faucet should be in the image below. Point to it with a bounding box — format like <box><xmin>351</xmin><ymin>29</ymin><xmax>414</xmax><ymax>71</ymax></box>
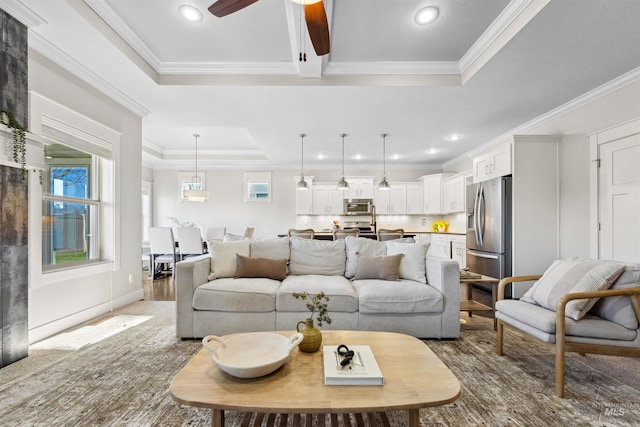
<box><xmin>370</xmin><ymin>204</ymin><xmax>377</xmax><ymax>234</ymax></box>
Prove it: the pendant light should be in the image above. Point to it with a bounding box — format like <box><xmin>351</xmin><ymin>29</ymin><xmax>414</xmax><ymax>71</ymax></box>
<box><xmin>377</xmin><ymin>133</ymin><xmax>391</xmax><ymax>190</ymax></box>
<box><xmin>336</xmin><ymin>133</ymin><xmax>350</xmax><ymax>190</ymax></box>
<box><xmin>183</xmin><ymin>133</ymin><xmax>210</xmax><ymax>202</ymax></box>
<box><xmin>296</xmin><ymin>133</ymin><xmax>309</xmax><ymax>190</ymax></box>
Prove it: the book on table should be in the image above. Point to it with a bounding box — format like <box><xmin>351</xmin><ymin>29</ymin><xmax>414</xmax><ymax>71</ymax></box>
<box><xmin>322</xmin><ymin>345</ymin><xmax>383</xmax><ymax>385</ymax></box>
<box><xmin>460</xmin><ymin>270</ymin><xmax>482</xmax><ymax>279</ymax></box>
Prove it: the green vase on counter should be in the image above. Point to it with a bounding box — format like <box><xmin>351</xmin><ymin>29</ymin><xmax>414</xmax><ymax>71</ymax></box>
<box><xmin>296</xmin><ymin>318</ymin><xmax>322</xmax><ymax>353</ymax></box>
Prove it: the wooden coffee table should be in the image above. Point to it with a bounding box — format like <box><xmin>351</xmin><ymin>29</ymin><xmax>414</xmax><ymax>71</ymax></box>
<box><xmin>170</xmin><ymin>330</ymin><xmax>460</xmax><ymax>427</ymax></box>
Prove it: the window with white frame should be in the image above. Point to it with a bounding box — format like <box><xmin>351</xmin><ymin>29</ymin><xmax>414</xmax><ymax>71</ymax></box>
<box><xmin>41</xmin><ymin>142</ymin><xmax>108</xmax><ymax>269</ymax></box>
<box><xmin>244</xmin><ymin>172</ymin><xmax>271</xmax><ymax>202</ymax></box>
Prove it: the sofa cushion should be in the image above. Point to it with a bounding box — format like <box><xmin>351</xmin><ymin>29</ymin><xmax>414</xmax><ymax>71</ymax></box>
<box><xmin>352</xmin><ymin>279</ymin><xmax>443</xmax><ymax>314</ymax></box>
<box><xmin>277</xmin><ymin>275</ymin><xmax>358</xmax><ymax>313</ymax></box>
<box><xmin>344</xmin><ymin>236</ymin><xmax>386</xmax><ymax>278</ymax></box>
<box><xmin>353</xmin><ymin>254</ymin><xmax>403</xmax><ymax>281</ymax></box>
<box><xmin>520</xmin><ymin>258</ymin><xmax>625</xmax><ymax>320</ymax></box>
<box><xmin>589</xmin><ymin>263</ymin><xmax>640</xmax><ymax>330</ymax></box>
<box><xmin>235</xmin><ymin>254</ymin><xmax>287</xmax><ymax>281</ymax></box>
<box><xmin>385</xmin><ymin>241</ymin><xmax>428</xmax><ymax>283</ymax></box>
<box><xmin>208</xmin><ymin>240</ymin><xmax>251</xmax><ymax>280</ymax></box>
<box><xmin>289</xmin><ymin>237</ymin><xmax>346</xmax><ymax>276</ymax></box>
<box><xmin>496</xmin><ymin>299</ymin><xmax>637</xmax><ymax>341</ymax></box>
<box><xmin>250</xmin><ymin>236</ymin><xmax>290</xmax><ymax>260</ymax></box>
<box><xmin>193</xmin><ymin>277</ymin><xmax>279</xmax><ymax>312</ymax></box>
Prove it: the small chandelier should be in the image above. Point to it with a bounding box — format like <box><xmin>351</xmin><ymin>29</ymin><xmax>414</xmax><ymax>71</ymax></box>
<box><xmin>337</xmin><ymin>133</ymin><xmax>350</xmax><ymax>190</ymax></box>
<box><xmin>296</xmin><ymin>133</ymin><xmax>309</xmax><ymax>190</ymax></box>
<box><xmin>183</xmin><ymin>133</ymin><xmax>210</xmax><ymax>202</ymax></box>
<box><xmin>377</xmin><ymin>133</ymin><xmax>391</xmax><ymax>190</ymax></box>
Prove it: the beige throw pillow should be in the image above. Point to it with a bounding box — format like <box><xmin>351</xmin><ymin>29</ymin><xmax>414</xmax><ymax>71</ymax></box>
<box><xmin>235</xmin><ymin>254</ymin><xmax>287</xmax><ymax>281</ymax></box>
<box><xmin>208</xmin><ymin>240</ymin><xmax>251</xmax><ymax>280</ymax></box>
<box><xmin>353</xmin><ymin>254</ymin><xmax>403</xmax><ymax>281</ymax></box>
<box><xmin>520</xmin><ymin>258</ymin><xmax>625</xmax><ymax>320</ymax></box>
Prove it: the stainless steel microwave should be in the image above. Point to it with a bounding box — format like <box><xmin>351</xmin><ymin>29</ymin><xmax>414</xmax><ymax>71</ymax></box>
<box><xmin>344</xmin><ymin>198</ymin><xmax>373</xmax><ymax>216</ymax></box>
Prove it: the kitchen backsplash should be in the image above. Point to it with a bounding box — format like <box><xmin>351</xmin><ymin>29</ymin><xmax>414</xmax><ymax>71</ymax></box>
<box><xmin>296</xmin><ymin>212</ymin><xmax>466</xmax><ymax>234</ymax></box>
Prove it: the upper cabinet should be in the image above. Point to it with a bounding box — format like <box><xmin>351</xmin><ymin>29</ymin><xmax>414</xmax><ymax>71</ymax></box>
<box><xmin>472</xmin><ymin>143</ymin><xmax>511</xmax><ymax>183</ymax></box>
<box><xmin>406</xmin><ymin>183</ymin><xmax>424</xmax><ymax>214</ymax></box>
<box><xmin>419</xmin><ymin>173</ymin><xmax>452</xmax><ymax>214</ymax></box>
<box><xmin>443</xmin><ymin>172</ymin><xmax>468</xmax><ymax>213</ymax></box>
<box><xmin>343</xmin><ymin>177</ymin><xmax>374</xmax><ymax>199</ymax></box>
<box><xmin>374</xmin><ymin>185</ymin><xmax>407</xmax><ymax>215</ymax></box>
<box><xmin>312</xmin><ymin>184</ymin><xmax>344</xmax><ymax>215</ymax></box>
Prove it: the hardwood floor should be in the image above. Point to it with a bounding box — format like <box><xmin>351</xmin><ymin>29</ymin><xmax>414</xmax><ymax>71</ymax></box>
<box><xmin>142</xmin><ymin>269</ymin><xmax>175</xmax><ymax>301</ymax></box>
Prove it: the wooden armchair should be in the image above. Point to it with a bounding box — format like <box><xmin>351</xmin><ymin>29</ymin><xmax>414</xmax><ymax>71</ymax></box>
<box><xmin>495</xmin><ymin>274</ymin><xmax>640</xmax><ymax>398</ymax></box>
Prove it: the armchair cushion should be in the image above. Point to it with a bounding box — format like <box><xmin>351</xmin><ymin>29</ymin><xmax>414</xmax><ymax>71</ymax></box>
<box><xmin>589</xmin><ymin>264</ymin><xmax>640</xmax><ymax>330</ymax></box>
<box><xmin>520</xmin><ymin>258</ymin><xmax>625</xmax><ymax>320</ymax></box>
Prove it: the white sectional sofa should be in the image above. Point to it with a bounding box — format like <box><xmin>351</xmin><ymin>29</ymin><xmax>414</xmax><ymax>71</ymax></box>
<box><xmin>175</xmin><ymin>236</ymin><xmax>460</xmax><ymax>339</ymax></box>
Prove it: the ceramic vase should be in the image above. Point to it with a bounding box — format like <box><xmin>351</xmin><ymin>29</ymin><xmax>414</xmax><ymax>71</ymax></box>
<box><xmin>296</xmin><ymin>318</ymin><xmax>322</xmax><ymax>353</ymax></box>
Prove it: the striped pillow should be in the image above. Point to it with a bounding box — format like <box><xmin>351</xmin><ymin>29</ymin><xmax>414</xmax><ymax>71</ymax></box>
<box><xmin>520</xmin><ymin>259</ymin><xmax>625</xmax><ymax>320</ymax></box>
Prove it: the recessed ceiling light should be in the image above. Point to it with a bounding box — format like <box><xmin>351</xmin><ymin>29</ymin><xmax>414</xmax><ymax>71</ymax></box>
<box><xmin>178</xmin><ymin>4</ymin><xmax>203</xmax><ymax>23</ymax></box>
<box><xmin>391</xmin><ymin>154</ymin><xmax>400</xmax><ymax>160</ymax></box>
<box><xmin>426</xmin><ymin>148</ymin><xmax>438</xmax><ymax>155</ymax></box>
<box><xmin>317</xmin><ymin>154</ymin><xmax>325</xmax><ymax>160</ymax></box>
<box><xmin>446</xmin><ymin>134</ymin><xmax>462</xmax><ymax>141</ymax></box>
<box><xmin>354</xmin><ymin>154</ymin><xmax>363</xmax><ymax>160</ymax></box>
<box><xmin>414</xmin><ymin>6</ymin><xmax>439</xmax><ymax>25</ymax></box>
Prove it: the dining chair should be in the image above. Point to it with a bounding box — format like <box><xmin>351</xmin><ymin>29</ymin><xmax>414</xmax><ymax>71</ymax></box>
<box><xmin>288</xmin><ymin>228</ymin><xmax>315</xmax><ymax>239</ymax></box>
<box><xmin>243</xmin><ymin>227</ymin><xmax>255</xmax><ymax>238</ymax></box>
<box><xmin>177</xmin><ymin>227</ymin><xmax>205</xmax><ymax>259</ymax></box>
<box><xmin>332</xmin><ymin>228</ymin><xmax>360</xmax><ymax>240</ymax></box>
<box><xmin>206</xmin><ymin>226</ymin><xmax>227</xmax><ymax>242</ymax></box>
<box><xmin>377</xmin><ymin>228</ymin><xmax>404</xmax><ymax>241</ymax></box>
<box><xmin>148</xmin><ymin>227</ymin><xmax>179</xmax><ymax>282</ymax></box>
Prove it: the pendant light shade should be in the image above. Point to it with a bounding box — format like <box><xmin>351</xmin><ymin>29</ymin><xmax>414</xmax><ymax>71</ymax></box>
<box><xmin>337</xmin><ymin>133</ymin><xmax>350</xmax><ymax>190</ymax></box>
<box><xmin>183</xmin><ymin>133</ymin><xmax>210</xmax><ymax>202</ymax></box>
<box><xmin>297</xmin><ymin>133</ymin><xmax>309</xmax><ymax>190</ymax></box>
<box><xmin>377</xmin><ymin>133</ymin><xmax>391</xmax><ymax>190</ymax></box>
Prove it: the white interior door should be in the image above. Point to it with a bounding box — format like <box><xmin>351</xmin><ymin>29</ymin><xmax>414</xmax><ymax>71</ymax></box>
<box><xmin>598</xmin><ymin>133</ymin><xmax>640</xmax><ymax>262</ymax></box>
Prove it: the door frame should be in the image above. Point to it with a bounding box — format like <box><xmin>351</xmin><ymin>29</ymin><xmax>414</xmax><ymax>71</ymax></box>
<box><xmin>589</xmin><ymin>118</ymin><xmax>640</xmax><ymax>258</ymax></box>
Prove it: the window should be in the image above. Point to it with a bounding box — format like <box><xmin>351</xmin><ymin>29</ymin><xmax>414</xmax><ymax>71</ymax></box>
<box><xmin>244</xmin><ymin>172</ymin><xmax>272</xmax><ymax>202</ymax></box>
<box><xmin>42</xmin><ymin>143</ymin><xmax>101</xmax><ymax>268</ymax></box>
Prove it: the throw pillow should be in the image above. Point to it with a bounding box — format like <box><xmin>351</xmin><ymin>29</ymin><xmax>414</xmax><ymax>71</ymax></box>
<box><xmin>208</xmin><ymin>240</ymin><xmax>251</xmax><ymax>280</ymax></box>
<box><xmin>235</xmin><ymin>254</ymin><xmax>287</xmax><ymax>281</ymax></box>
<box><xmin>587</xmin><ymin>263</ymin><xmax>640</xmax><ymax>329</ymax></box>
<box><xmin>344</xmin><ymin>236</ymin><xmax>386</xmax><ymax>278</ymax></box>
<box><xmin>385</xmin><ymin>241</ymin><xmax>429</xmax><ymax>283</ymax></box>
<box><xmin>289</xmin><ymin>237</ymin><xmax>346</xmax><ymax>276</ymax></box>
<box><xmin>353</xmin><ymin>254</ymin><xmax>403</xmax><ymax>281</ymax></box>
<box><xmin>250</xmin><ymin>236</ymin><xmax>290</xmax><ymax>260</ymax></box>
<box><xmin>520</xmin><ymin>258</ymin><xmax>626</xmax><ymax>320</ymax></box>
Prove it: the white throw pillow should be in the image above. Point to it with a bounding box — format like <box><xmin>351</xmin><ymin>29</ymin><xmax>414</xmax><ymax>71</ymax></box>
<box><xmin>250</xmin><ymin>236</ymin><xmax>290</xmax><ymax>260</ymax></box>
<box><xmin>520</xmin><ymin>258</ymin><xmax>625</xmax><ymax>320</ymax></box>
<box><xmin>385</xmin><ymin>241</ymin><xmax>429</xmax><ymax>283</ymax></box>
<box><xmin>289</xmin><ymin>237</ymin><xmax>346</xmax><ymax>276</ymax></box>
<box><xmin>344</xmin><ymin>236</ymin><xmax>386</xmax><ymax>278</ymax></box>
<box><xmin>208</xmin><ymin>240</ymin><xmax>251</xmax><ymax>280</ymax></box>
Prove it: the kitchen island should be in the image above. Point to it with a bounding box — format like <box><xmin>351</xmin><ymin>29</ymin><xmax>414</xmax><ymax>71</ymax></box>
<box><xmin>278</xmin><ymin>232</ymin><xmax>416</xmax><ymax>240</ymax></box>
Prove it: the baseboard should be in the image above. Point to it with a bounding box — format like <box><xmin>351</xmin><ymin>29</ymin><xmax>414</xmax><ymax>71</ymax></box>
<box><xmin>28</xmin><ymin>289</ymin><xmax>145</xmax><ymax>344</ymax></box>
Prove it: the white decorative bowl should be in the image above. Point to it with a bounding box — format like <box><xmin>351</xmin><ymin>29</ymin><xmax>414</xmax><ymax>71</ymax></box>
<box><xmin>202</xmin><ymin>332</ymin><xmax>303</xmax><ymax>378</ymax></box>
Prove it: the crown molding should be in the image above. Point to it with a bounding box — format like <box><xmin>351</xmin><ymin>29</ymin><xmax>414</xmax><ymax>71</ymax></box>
<box><xmin>28</xmin><ymin>32</ymin><xmax>151</xmax><ymax>117</ymax></box>
<box><xmin>0</xmin><ymin>0</ymin><xmax>46</xmax><ymax>27</ymax></box>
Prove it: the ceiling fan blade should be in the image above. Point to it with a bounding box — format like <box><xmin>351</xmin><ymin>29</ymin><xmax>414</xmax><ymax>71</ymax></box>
<box><xmin>208</xmin><ymin>0</ymin><xmax>260</xmax><ymax>17</ymax></box>
<box><xmin>304</xmin><ymin>2</ymin><xmax>330</xmax><ymax>56</ymax></box>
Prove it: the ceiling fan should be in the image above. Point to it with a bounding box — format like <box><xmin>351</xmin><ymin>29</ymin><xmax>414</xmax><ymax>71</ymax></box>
<box><xmin>208</xmin><ymin>0</ymin><xmax>330</xmax><ymax>56</ymax></box>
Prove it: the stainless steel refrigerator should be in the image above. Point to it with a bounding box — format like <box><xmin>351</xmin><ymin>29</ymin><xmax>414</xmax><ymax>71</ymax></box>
<box><xmin>466</xmin><ymin>176</ymin><xmax>512</xmax><ymax>287</ymax></box>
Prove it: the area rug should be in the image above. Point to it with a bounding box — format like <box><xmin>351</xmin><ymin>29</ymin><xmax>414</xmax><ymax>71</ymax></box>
<box><xmin>0</xmin><ymin>301</ymin><xmax>639</xmax><ymax>426</ymax></box>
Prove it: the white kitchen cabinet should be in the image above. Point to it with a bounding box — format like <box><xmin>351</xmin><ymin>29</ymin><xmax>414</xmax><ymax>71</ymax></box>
<box><xmin>472</xmin><ymin>143</ymin><xmax>511</xmax><ymax>183</ymax></box>
<box><xmin>450</xmin><ymin>235</ymin><xmax>466</xmax><ymax>269</ymax></box>
<box><xmin>374</xmin><ymin>185</ymin><xmax>407</xmax><ymax>214</ymax></box>
<box><xmin>430</xmin><ymin>234</ymin><xmax>451</xmax><ymax>258</ymax></box>
<box><xmin>419</xmin><ymin>173</ymin><xmax>452</xmax><ymax>214</ymax></box>
<box><xmin>312</xmin><ymin>184</ymin><xmax>344</xmax><ymax>215</ymax></box>
<box><xmin>343</xmin><ymin>177</ymin><xmax>374</xmax><ymax>199</ymax></box>
<box><xmin>294</xmin><ymin>176</ymin><xmax>313</xmax><ymax>214</ymax></box>
<box><xmin>406</xmin><ymin>183</ymin><xmax>424</xmax><ymax>214</ymax></box>
<box><xmin>443</xmin><ymin>173</ymin><xmax>467</xmax><ymax>213</ymax></box>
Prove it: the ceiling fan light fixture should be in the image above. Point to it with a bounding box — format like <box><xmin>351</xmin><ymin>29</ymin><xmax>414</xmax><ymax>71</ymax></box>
<box><xmin>414</xmin><ymin>6</ymin><xmax>439</xmax><ymax>25</ymax></box>
<box><xmin>178</xmin><ymin>4</ymin><xmax>204</xmax><ymax>23</ymax></box>
<box><xmin>183</xmin><ymin>133</ymin><xmax>210</xmax><ymax>202</ymax></box>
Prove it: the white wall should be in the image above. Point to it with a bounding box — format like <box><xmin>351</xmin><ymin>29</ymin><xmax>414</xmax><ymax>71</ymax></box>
<box><xmin>558</xmin><ymin>135</ymin><xmax>591</xmax><ymax>258</ymax></box>
<box><xmin>28</xmin><ymin>50</ymin><xmax>143</xmax><ymax>342</ymax></box>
